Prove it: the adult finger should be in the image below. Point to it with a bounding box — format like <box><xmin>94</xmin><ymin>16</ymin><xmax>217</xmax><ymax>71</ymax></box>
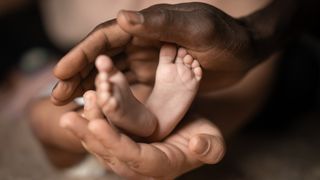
<box><xmin>117</xmin><ymin>6</ymin><xmax>195</xmax><ymax>48</ymax></box>
<box><xmin>52</xmin><ymin>20</ymin><xmax>131</xmax><ymax>105</ymax></box>
<box><xmin>61</xmin><ymin>112</ymin><xmax>147</xmax><ymax>178</ymax></box>
<box><xmin>188</xmin><ymin>134</ymin><xmax>225</xmax><ymax>164</ymax></box>
<box><xmin>51</xmin><ymin>66</ymin><xmax>97</xmax><ymax>105</ymax></box>
<box><xmin>60</xmin><ymin>112</ymin><xmax>110</xmax><ymax>157</ymax></box>
<box><xmin>117</xmin><ymin>3</ymin><xmax>236</xmax><ymax>50</ymax></box>
<box><xmin>54</xmin><ymin>20</ymin><xmax>130</xmax><ymax>80</ymax></box>
<box><xmin>88</xmin><ymin>119</ymin><xmax>173</xmax><ymax>178</ymax></box>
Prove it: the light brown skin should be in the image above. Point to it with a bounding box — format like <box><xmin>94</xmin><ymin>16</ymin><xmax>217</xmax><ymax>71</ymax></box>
<box><xmin>51</xmin><ymin>1</ymin><xmax>298</xmax><ymax>105</ymax></box>
<box><xmin>60</xmin><ymin>91</ymin><xmax>225</xmax><ymax>179</ymax></box>
<box><xmin>28</xmin><ymin>0</ymin><xmax>299</xmax><ymax>178</ymax></box>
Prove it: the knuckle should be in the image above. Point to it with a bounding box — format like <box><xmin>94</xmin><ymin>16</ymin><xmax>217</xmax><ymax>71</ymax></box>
<box><xmin>101</xmin><ymin>154</ymin><xmax>114</xmax><ymax>164</ymax></box>
<box><xmin>59</xmin><ymin>79</ymin><xmax>79</xmax><ymax>98</ymax></box>
<box><xmin>126</xmin><ymin>160</ymin><xmax>141</xmax><ymax>170</ymax></box>
<box><xmin>194</xmin><ymin>14</ymin><xmax>215</xmax><ymax>39</ymax></box>
<box><xmin>153</xmin><ymin>8</ymin><xmax>170</xmax><ymax>27</ymax></box>
<box><xmin>143</xmin><ymin>5</ymin><xmax>171</xmax><ymax>28</ymax></box>
<box><xmin>93</xmin><ymin>21</ymin><xmax>110</xmax><ymax>33</ymax></box>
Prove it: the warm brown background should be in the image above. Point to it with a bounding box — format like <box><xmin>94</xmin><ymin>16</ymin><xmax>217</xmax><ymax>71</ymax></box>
<box><xmin>0</xmin><ymin>1</ymin><xmax>319</xmax><ymax>180</ymax></box>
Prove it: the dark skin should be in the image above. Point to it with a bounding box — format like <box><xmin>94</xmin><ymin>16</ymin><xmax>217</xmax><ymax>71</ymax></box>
<box><xmin>40</xmin><ymin>1</ymin><xmax>299</xmax><ymax>178</ymax></box>
<box><xmin>51</xmin><ymin>1</ymin><xmax>299</xmax><ymax>105</ymax></box>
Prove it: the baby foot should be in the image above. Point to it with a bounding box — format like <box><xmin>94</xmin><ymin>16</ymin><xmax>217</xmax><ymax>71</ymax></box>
<box><xmin>156</xmin><ymin>45</ymin><xmax>202</xmax><ymax>90</ymax></box>
<box><xmin>95</xmin><ymin>55</ymin><xmax>157</xmax><ymax>137</ymax></box>
<box><xmin>146</xmin><ymin>44</ymin><xmax>202</xmax><ymax>140</ymax></box>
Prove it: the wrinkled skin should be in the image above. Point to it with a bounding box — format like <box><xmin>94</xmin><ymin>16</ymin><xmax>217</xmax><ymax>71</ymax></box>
<box><xmin>49</xmin><ymin>2</ymin><xmax>293</xmax><ymax>179</ymax></box>
<box><xmin>52</xmin><ymin>3</ymin><xmax>256</xmax><ymax>105</ymax></box>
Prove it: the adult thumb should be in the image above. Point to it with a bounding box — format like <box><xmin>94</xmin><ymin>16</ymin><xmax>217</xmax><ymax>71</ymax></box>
<box><xmin>117</xmin><ymin>4</ymin><xmax>207</xmax><ymax>49</ymax></box>
<box><xmin>189</xmin><ymin>134</ymin><xmax>226</xmax><ymax>164</ymax></box>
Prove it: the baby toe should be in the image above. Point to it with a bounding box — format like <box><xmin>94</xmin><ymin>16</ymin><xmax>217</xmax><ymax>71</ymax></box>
<box><xmin>98</xmin><ymin>81</ymin><xmax>111</xmax><ymax>92</ymax></box>
<box><xmin>183</xmin><ymin>54</ymin><xmax>193</xmax><ymax>68</ymax></box>
<box><xmin>193</xmin><ymin>66</ymin><xmax>203</xmax><ymax>81</ymax></box>
<box><xmin>97</xmin><ymin>91</ymin><xmax>111</xmax><ymax>107</ymax></box>
<box><xmin>96</xmin><ymin>55</ymin><xmax>114</xmax><ymax>73</ymax></box>
<box><xmin>159</xmin><ymin>44</ymin><xmax>177</xmax><ymax>64</ymax></box>
<box><xmin>191</xmin><ymin>59</ymin><xmax>200</xmax><ymax>69</ymax></box>
<box><xmin>177</xmin><ymin>48</ymin><xmax>187</xmax><ymax>58</ymax></box>
<box><xmin>96</xmin><ymin>72</ymin><xmax>109</xmax><ymax>86</ymax></box>
<box><xmin>104</xmin><ymin>97</ymin><xmax>118</xmax><ymax>113</ymax></box>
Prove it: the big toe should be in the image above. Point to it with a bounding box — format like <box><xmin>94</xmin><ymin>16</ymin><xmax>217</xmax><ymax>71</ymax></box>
<box><xmin>95</xmin><ymin>55</ymin><xmax>114</xmax><ymax>73</ymax></box>
<box><xmin>159</xmin><ymin>44</ymin><xmax>177</xmax><ymax>64</ymax></box>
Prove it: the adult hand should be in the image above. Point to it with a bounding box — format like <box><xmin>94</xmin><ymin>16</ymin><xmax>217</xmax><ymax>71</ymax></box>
<box><xmin>51</xmin><ymin>21</ymin><xmax>161</xmax><ymax>105</ymax></box>
<box><xmin>118</xmin><ymin>3</ymin><xmax>257</xmax><ymax>92</ymax></box>
<box><xmin>60</xmin><ymin>91</ymin><xmax>225</xmax><ymax>179</ymax></box>
<box><xmin>52</xmin><ymin>2</ymin><xmax>259</xmax><ymax>105</ymax></box>
<box><xmin>51</xmin><ymin>20</ymin><xmax>131</xmax><ymax>105</ymax></box>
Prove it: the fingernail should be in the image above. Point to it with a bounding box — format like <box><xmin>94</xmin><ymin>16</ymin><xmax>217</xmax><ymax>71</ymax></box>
<box><xmin>193</xmin><ymin>136</ymin><xmax>209</xmax><ymax>155</ymax></box>
<box><xmin>52</xmin><ymin>82</ymin><xmax>59</xmax><ymax>91</ymax></box>
<box><xmin>121</xmin><ymin>10</ymin><xmax>144</xmax><ymax>25</ymax></box>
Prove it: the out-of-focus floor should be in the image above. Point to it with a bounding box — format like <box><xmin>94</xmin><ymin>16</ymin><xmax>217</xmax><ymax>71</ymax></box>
<box><xmin>0</xmin><ymin>66</ymin><xmax>319</xmax><ymax>180</ymax></box>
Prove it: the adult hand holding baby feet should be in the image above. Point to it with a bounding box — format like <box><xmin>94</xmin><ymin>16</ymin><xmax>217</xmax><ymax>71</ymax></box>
<box><xmin>95</xmin><ymin>44</ymin><xmax>202</xmax><ymax>140</ymax></box>
<box><xmin>51</xmin><ymin>2</ymin><xmax>274</xmax><ymax>106</ymax></box>
<box><xmin>30</xmin><ymin>0</ymin><xmax>295</xmax><ymax>178</ymax></box>
<box><xmin>61</xmin><ymin>89</ymin><xmax>224</xmax><ymax>180</ymax></box>
<box><xmin>58</xmin><ymin>44</ymin><xmax>225</xmax><ymax>179</ymax></box>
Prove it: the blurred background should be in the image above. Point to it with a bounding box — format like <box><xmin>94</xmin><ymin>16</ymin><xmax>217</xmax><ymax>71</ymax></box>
<box><xmin>0</xmin><ymin>0</ymin><xmax>319</xmax><ymax>180</ymax></box>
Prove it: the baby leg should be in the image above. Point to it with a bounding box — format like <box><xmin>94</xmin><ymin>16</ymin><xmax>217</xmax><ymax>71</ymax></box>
<box><xmin>95</xmin><ymin>55</ymin><xmax>157</xmax><ymax>137</ymax></box>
